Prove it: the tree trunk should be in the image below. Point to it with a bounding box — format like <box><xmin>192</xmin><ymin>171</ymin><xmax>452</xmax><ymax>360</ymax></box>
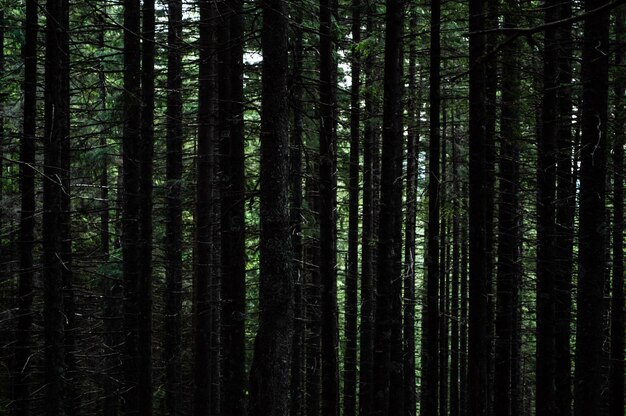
<box><xmin>43</xmin><ymin>0</ymin><xmax>71</xmax><ymax>411</ymax></box>
<box><xmin>164</xmin><ymin>0</ymin><xmax>184</xmax><ymax>412</ymax></box>
<box><xmin>450</xmin><ymin>111</ymin><xmax>460</xmax><ymax>416</ymax></box>
<box><xmin>610</xmin><ymin>7</ymin><xmax>625</xmax><ymax>416</ymax></box>
<box><xmin>248</xmin><ymin>1</ymin><xmax>293</xmax><ymax>414</ymax></box>
<box><xmin>573</xmin><ymin>0</ymin><xmax>611</xmax><ymax>414</ymax></box>
<box><xmin>14</xmin><ymin>1</ymin><xmax>37</xmax><ymax>413</ymax></box>
<box><xmin>440</xmin><ymin>109</ymin><xmax>449</xmax><ymax>416</ymax></box>
<box><xmin>194</xmin><ymin>1</ymin><xmax>217</xmax><ymax>413</ymax></box>
<box><xmin>421</xmin><ymin>0</ymin><xmax>440</xmax><ymax>412</ymax></box>
<box><xmin>374</xmin><ymin>1</ymin><xmax>404</xmax><ymax>414</ymax></box>
<box><xmin>344</xmin><ymin>1</ymin><xmax>361</xmax><ymax>415</ymax></box>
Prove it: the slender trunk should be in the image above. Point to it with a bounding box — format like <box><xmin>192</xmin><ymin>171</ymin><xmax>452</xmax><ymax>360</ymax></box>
<box><xmin>14</xmin><ymin>1</ymin><xmax>37</xmax><ymax>414</ymax></box>
<box><xmin>165</xmin><ymin>0</ymin><xmax>184</xmax><ymax>412</ymax></box>
<box><xmin>421</xmin><ymin>0</ymin><xmax>440</xmax><ymax>412</ymax></box>
<box><xmin>404</xmin><ymin>10</ymin><xmax>419</xmax><ymax>415</ymax></box>
<box><xmin>494</xmin><ymin>2</ymin><xmax>521</xmax><ymax>413</ymax></box>
<box><xmin>194</xmin><ymin>1</ymin><xmax>217</xmax><ymax>413</ymax></box>
<box><xmin>450</xmin><ymin>111</ymin><xmax>460</xmax><ymax>416</ymax></box>
<box><xmin>439</xmin><ymin>109</ymin><xmax>448</xmax><ymax>416</ymax></box>
<box><xmin>43</xmin><ymin>0</ymin><xmax>71</xmax><ymax>411</ymax></box>
<box><xmin>374</xmin><ymin>1</ymin><xmax>404</xmax><ymax>414</ymax></box>
<box><xmin>248</xmin><ymin>2</ymin><xmax>293</xmax><ymax>414</ymax></box>
<box><xmin>344</xmin><ymin>2</ymin><xmax>361</xmax><ymax>415</ymax></box>
<box><xmin>609</xmin><ymin>6</ymin><xmax>625</xmax><ymax>416</ymax></box>
<box><xmin>573</xmin><ymin>0</ymin><xmax>611</xmax><ymax>413</ymax></box>
<box><xmin>460</xmin><ymin>181</ymin><xmax>469</xmax><ymax>416</ymax></box>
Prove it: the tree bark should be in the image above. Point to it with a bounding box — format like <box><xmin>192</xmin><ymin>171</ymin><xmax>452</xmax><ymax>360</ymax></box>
<box><xmin>248</xmin><ymin>1</ymin><xmax>293</xmax><ymax>414</ymax></box>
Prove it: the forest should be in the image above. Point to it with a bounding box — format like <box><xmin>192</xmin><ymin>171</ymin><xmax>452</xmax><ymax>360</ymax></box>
<box><xmin>0</xmin><ymin>0</ymin><xmax>624</xmax><ymax>415</ymax></box>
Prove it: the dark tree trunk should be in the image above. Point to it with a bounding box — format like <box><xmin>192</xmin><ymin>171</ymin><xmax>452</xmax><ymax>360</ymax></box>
<box><xmin>121</xmin><ymin>0</ymin><xmax>142</xmax><ymax>409</ymax></box>
<box><xmin>43</xmin><ymin>0</ymin><xmax>71</xmax><ymax>411</ymax></box>
<box><xmin>290</xmin><ymin>7</ymin><xmax>305</xmax><ymax>416</ymax></box>
<box><xmin>494</xmin><ymin>1</ymin><xmax>522</xmax><ymax>413</ymax></box>
<box><xmin>138</xmin><ymin>0</ymin><xmax>155</xmax><ymax>411</ymax></box>
<box><xmin>554</xmin><ymin>2</ymin><xmax>575</xmax><ymax>415</ymax></box>
<box><xmin>344</xmin><ymin>1</ymin><xmax>361</xmax><ymax>416</ymax></box>
<box><xmin>164</xmin><ymin>0</ymin><xmax>184</xmax><ymax>412</ymax></box>
<box><xmin>404</xmin><ymin>10</ymin><xmax>419</xmax><ymax>416</ymax></box>
<box><xmin>248</xmin><ymin>1</ymin><xmax>293</xmax><ymax>414</ymax></box>
<box><xmin>439</xmin><ymin>110</ymin><xmax>449</xmax><ymax>416</ymax></box>
<box><xmin>460</xmin><ymin>181</ymin><xmax>469</xmax><ymax>416</ymax></box>
<box><xmin>373</xmin><ymin>1</ymin><xmax>404</xmax><ymax>414</ymax></box>
<box><xmin>468</xmin><ymin>0</ymin><xmax>491</xmax><ymax>410</ymax></box>
<box><xmin>450</xmin><ymin>112</ymin><xmax>460</xmax><ymax>416</ymax></box>
<box><xmin>537</xmin><ymin>2</ymin><xmax>560</xmax><ymax>415</ymax></box>
<box><xmin>610</xmin><ymin>7</ymin><xmax>625</xmax><ymax>416</ymax></box>
<box><xmin>359</xmin><ymin>4</ymin><xmax>376</xmax><ymax>415</ymax></box>
<box><xmin>221</xmin><ymin>2</ymin><xmax>247</xmax><ymax>415</ymax></box>
<box><xmin>14</xmin><ymin>1</ymin><xmax>37</xmax><ymax>414</ymax></box>
<box><xmin>421</xmin><ymin>0</ymin><xmax>440</xmax><ymax>412</ymax></box>
<box><xmin>573</xmin><ymin>0</ymin><xmax>611</xmax><ymax>414</ymax></box>
<box><xmin>319</xmin><ymin>0</ymin><xmax>340</xmax><ymax>414</ymax></box>
<box><xmin>194</xmin><ymin>1</ymin><xmax>217</xmax><ymax>414</ymax></box>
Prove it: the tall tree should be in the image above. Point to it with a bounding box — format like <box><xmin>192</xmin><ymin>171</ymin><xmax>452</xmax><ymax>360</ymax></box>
<box><xmin>248</xmin><ymin>1</ymin><xmax>293</xmax><ymax>414</ymax></box>
<box><xmin>221</xmin><ymin>2</ymin><xmax>247</xmax><ymax>415</ymax></box>
<box><xmin>450</xmin><ymin>112</ymin><xmax>460</xmax><ymax>416</ymax></box>
<box><xmin>609</xmin><ymin>6</ymin><xmax>625</xmax><ymax>416</ymax></box>
<box><xmin>14</xmin><ymin>1</ymin><xmax>37</xmax><ymax>414</ymax></box>
<box><xmin>344</xmin><ymin>1</ymin><xmax>361</xmax><ymax>415</ymax></box>
<box><xmin>574</xmin><ymin>0</ymin><xmax>611</xmax><ymax>414</ymax></box>
<box><xmin>421</xmin><ymin>0</ymin><xmax>440</xmax><ymax>412</ymax></box>
<box><xmin>319</xmin><ymin>0</ymin><xmax>340</xmax><ymax>413</ymax></box>
<box><xmin>43</xmin><ymin>0</ymin><xmax>71</xmax><ymax>411</ymax></box>
<box><xmin>468</xmin><ymin>0</ymin><xmax>491</xmax><ymax>411</ymax></box>
<box><xmin>374</xmin><ymin>0</ymin><xmax>404</xmax><ymax>414</ymax></box>
<box><xmin>164</xmin><ymin>0</ymin><xmax>184</xmax><ymax>412</ymax></box>
<box><xmin>494</xmin><ymin>0</ymin><xmax>522</xmax><ymax>413</ymax></box>
<box><xmin>194</xmin><ymin>0</ymin><xmax>217</xmax><ymax>414</ymax></box>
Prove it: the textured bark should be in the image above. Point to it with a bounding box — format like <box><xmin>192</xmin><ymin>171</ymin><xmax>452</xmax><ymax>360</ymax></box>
<box><xmin>460</xmin><ymin>181</ymin><xmax>469</xmax><ymax>416</ymax></box>
<box><xmin>164</xmin><ymin>0</ymin><xmax>184</xmax><ymax>412</ymax></box>
<box><xmin>554</xmin><ymin>2</ymin><xmax>575</xmax><ymax>415</ymax></box>
<box><xmin>344</xmin><ymin>2</ymin><xmax>361</xmax><ymax>415</ymax></box>
<box><xmin>494</xmin><ymin>1</ymin><xmax>521</xmax><ymax>413</ymax></box>
<box><xmin>359</xmin><ymin>5</ymin><xmax>376</xmax><ymax>415</ymax></box>
<box><xmin>221</xmin><ymin>2</ymin><xmax>247</xmax><ymax>415</ymax></box>
<box><xmin>610</xmin><ymin>8</ymin><xmax>625</xmax><ymax>416</ymax></box>
<box><xmin>248</xmin><ymin>1</ymin><xmax>294</xmax><ymax>414</ymax></box>
<box><xmin>14</xmin><ymin>1</ymin><xmax>37</xmax><ymax>414</ymax></box>
<box><xmin>439</xmin><ymin>110</ymin><xmax>448</xmax><ymax>416</ymax></box>
<box><xmin>194</xmin><ymin>1</ymin><xmax>217</xmax><ymax>414</ymax></box>
<box><xmin>421</xmin><ymin>0</ymin><xmax>440</xmax><ymax>412</ymax></box>
<box><xmin>290</xmin><ymin>7</ymin><xmax>305</xmax><ymax>416</ymax></box>
<box><xmin>573</xmin><ymin>0</ymin><xmax>611</xmax><ymax>414</ymax></box>
<box><xmin>450</xmin><ymin>112</ymin><xmax>460</xmax><ymax>416</ymax></box>
<box><xmin>373</xmin><ymin>1</ymin><xmax>404</xmax><ymax>414</ymax></box>
<box><xmin>468</xmin><ymin>0</ymin><xmax>491</xmax><ymax>410</ymax></box>
<box><xmin>43</xmin><ymin>0</ymin><xmax>71</xmax><ymax>411</ymax></box>
<box><xmin>404</xmin><ymin>10</ymin><xmax>419</xmax><ymax>415</ymax></box>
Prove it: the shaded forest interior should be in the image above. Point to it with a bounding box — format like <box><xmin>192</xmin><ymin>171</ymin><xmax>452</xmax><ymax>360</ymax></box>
<box><xmin>0</xmin><ymin>0</ymin><xmax>625</xmax><ymax>415</ymax></box>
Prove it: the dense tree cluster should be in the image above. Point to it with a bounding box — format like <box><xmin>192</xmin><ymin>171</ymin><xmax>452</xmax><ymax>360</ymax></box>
<box><xmin>0</xmin><ymin>0</ymin><xmax>624</xmax><ymax>416</ymax></box>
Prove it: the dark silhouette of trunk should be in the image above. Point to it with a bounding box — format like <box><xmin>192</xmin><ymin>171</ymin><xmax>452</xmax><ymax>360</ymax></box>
<box><xmin>440</xmin><ymin>110</ymin><xmax>449</xmax><ymax>416</ymax></box>
<box><xmin>319</xmin><ymin>0</ymin><xmax>340</xmax><ymax>414</ymax></box>
<box><xmin>610</xmin><ymin>8</ymin><xmax>625</xmax><ymax>416</ymax></box>
<box><xmin>121</xmin><ymin>0</ymin><xmax>142</xmax><ymax>409</ymax></box>
<box><xmin>43</xmin><ymin>0</ymin><xmax>71</xmax><ymax>411</ymax></box>
<box><xmin>164</xmin><ymin>0</ymin><xmax>184</xmax><ymax>412</ymax></box>
<box><xmin>468</xmin><ymin>0</ymin><xmax>491</xmax><ymax>410</ymax></box>
<box><xmin>574</xmin><ymin>0</ymin><xmax>611</xmax><ymax>414</ymax></box>
<box><xmin>460</xmin><ymin>181</ymin><xmax>469</xmax><ymax>416</ymax></box>
<box><xmin>404</xmin><ymin>10</ymin><xmax>419</xmax><ymax>415</ymax></box>
<box><xmin>248</xmin><ymin>1</ymin><xmax>293</xmax><ymax>414</ymax></box>
<box><xmin>14</xmin><ymin>1</ymin><xmax>37</xmax><ymax>414</ymax></box>
<box><xmin>344</xmin><ymin>2</ymin><xmax>360</xmax><ymax>415</ymax></box>
<box><xmin>421</xmin><ymin>0</ymin><xmax>440</xmax><ymax>412</ymax></box>
<box><xmin>290</xmin><ymin>7</ymin><xmax>305</xmax><ymax>416</ymax></box>
<box><xmin>221</xmin><ymin>2</ymin><xmax>247</xmax><ymax>415</ymax></box>
<box><xmin>359</xmin><ymin>4</ymin><xmax>376</xmax><ymax>415</ymax></box>
<box><xmin>554</xmin><ymin>2</ymin><xmax>575</xmax><ymax>415</ymax></box>
<box><xmin>138</xmin><ymin>0</ymin><xmax>155</xmax><ymax>411</ymax></box>
<box><xmin>373</xmin><ymin>1</ymin><xmax>404</xmax><ymax>414</ymax></box>
<box><xmin>194</xmin><ymin>1</ymin><xmax>216</xmax><ymax>413</ymax></box>
<box><xmin>450</xmin><ymin>112</ymin><xmax>460</xmax><ymax>416</ymax></box>
<box><xmin>494</xmin><ymin>1</ymin><xmax>521</xmax><ymax>413</ymax></box>
<box><xmin>537</xmin><ymin>2</ymin><xmax>560</xmax><ymax>415</ymax></box>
